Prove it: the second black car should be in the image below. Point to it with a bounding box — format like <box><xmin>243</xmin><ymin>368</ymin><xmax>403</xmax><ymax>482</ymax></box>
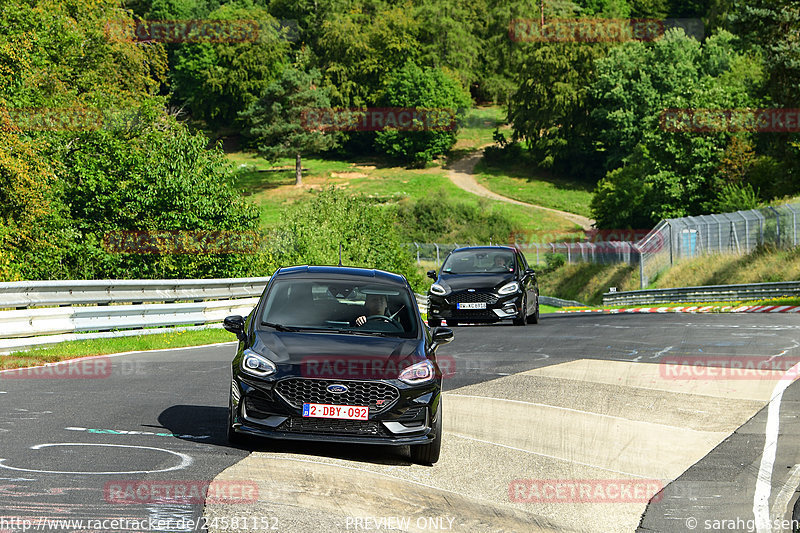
<box><xmin>426</xmin><ymin>246</ymin><xmax>539</xmax><ymax>327</ymax></box>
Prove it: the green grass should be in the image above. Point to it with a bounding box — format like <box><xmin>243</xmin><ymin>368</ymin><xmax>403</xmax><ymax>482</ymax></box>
<box><xmin>226</xmin><ymin>152</ymin><xmax>581</xmax><ymax>235</ymax></box>
<box><xmin>558</xmin><ymin>297</ymin><xmax>800</xmax><ymax>312</ymax></box>
<box><xmin>452</xmin><ymin>106</ymin><xmax>508</xmax><ymax>153</ymax></box>
<box><xmin>1</xmin><ymin>328</ymin><xmax>235</xmax><ymax>370</ymax></box>
<box><xmin>539</xmin><ymin>304</ymin><xmax>560</xmax><ymax>314</ymax></box>
<box><xmin>474</xmin><ymin>159</ymin><xmax>594</xmax><ymax>218</ymax></box>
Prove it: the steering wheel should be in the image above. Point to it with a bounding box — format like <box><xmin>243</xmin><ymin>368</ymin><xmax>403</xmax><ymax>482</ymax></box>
<box><xmin>364</xmin><ymin>315</ymin><xmax>403</xmax><ymax>329</ymax></box>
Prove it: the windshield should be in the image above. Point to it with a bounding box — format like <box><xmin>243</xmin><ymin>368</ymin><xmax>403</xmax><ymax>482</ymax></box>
<box><xmin>260</xmin><ymin>278</ymin><xmax>418</xmax><ymax>338</ymax></box>
<box><xmin>441</xmin><ymin>250</ymin><xmax>516</xmax><ymax>275</ymax></box>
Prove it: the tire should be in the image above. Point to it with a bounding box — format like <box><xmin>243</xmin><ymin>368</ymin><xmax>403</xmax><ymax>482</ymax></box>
<box><xmin>528</xmin><ymin>293</ymin><xmax>539</xmax><ymax>325</ymax></box>
<box><xmin>227</xmin><ymin>399</ymin><xmax>248</xmax><ymax>446</ymax></box>
<box><xmin>428</xmin><ymin>318</ymin><xmax>442</xmax><ymax>327</ymax></box>
<box><xmin>512</xmin><ymin>295</ymin><xmax>527</xmax><ymax>326</ymax></box>
<box><xmin>410</xmin><ymin>402</ymin><xmax>442</xmax><ymax>465</ymax></box>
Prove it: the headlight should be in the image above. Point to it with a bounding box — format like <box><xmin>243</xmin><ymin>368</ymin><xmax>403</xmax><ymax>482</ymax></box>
<box><xmin>497</xmin><ymin>281</ymin><xmax>520</xmax><ymax>295</ymax></box>
<box><xmin>398</xmin><ymin>360</ymin><xmax>435</xmax><ymax>385</ymax></box>
<box><xmin>430</xmin><ymin>283</ymin><xmax>447</xmax><ymax>296</ymax></box>
<box><xmin>241</xmin><ymin>348</ymin><xmax>276</xmax><ymax>377</ymax></box>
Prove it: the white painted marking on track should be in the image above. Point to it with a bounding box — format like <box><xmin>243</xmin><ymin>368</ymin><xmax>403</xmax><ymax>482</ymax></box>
<box><xmin>449</xmin><ymin>433</ymin><xmax>652</xmax><ymax>479</ymax></box>
<box><xmin>650</xmin><ymin>346</ymin><xmax>674</xmax><ymax>360</ymax></box>
<box><xmin>753</xmin><ymin>360</ymin><xmax>800</xmax><ymax>533</ymax></box>
<box><xmin>770</xmin><ymin>464</ymin><xmax>800</xmax><ymax>527</ymax></box>
<box><xmin>0</xmin><ymin>443</ymin><xmax>193</xmax><ymax>475</ymax></box>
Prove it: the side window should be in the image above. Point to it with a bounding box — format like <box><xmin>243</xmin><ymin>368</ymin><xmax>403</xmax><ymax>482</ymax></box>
<box><xmin>517</xmin><ymin>251</ymin><xmax>529</xmax><ymax>272</ymax></box>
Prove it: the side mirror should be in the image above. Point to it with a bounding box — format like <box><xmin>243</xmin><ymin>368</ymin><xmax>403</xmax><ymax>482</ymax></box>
<box><xmin>431</xmin><ymin>326</ymin><xmax>454</xmax><ymax>350</ymax></box>
<box><xmin>223</xmin><ymin>315</ymin><xmax>246</xmax><ymax>340</ymax></box>
<box><xmin>427</xmin><ymin>270</ymin><xmax>437</xmax><ymax>280</ymax></box>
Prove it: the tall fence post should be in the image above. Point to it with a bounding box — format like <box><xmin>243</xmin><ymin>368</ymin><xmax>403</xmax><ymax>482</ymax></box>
<box><xmin>769</xmin><ymin>206</ymin><xmax>780</xmax><ymax>245</ymax></box>
<box><xmin>638</xmin><ymin>245</ymin><xmax>646</xmax><ymax>288</ymax></box>
<box><xmin>413</xmin><ymin>242</ymin><xmax>420</xmax><ymax>265</ymax></box>
<box><xmin>668</xmin><ymin>222</ymin><xmax>673</xmax><ymax>265</ymax></box>
<box><xmin>434</xmin><ymin>243</ymin><xmax>440</xmax><ymax>268</ymax></box>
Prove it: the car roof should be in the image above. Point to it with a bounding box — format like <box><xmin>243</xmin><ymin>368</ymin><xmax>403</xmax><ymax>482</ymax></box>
<box><xmin>272</xmin><ymin>265</ymin><xmax>409</xmax><ymax>286</ymax></box>
<box><xmin>451</xmin><ymin>245</ymin><xmax>518</xmax><ymax>253</ymax></box>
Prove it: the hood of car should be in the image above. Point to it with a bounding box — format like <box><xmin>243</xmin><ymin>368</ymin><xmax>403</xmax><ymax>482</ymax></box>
<box><xmin>436</xmin><ymin>272</ymin><xmax>516</xmax><ymax>292</ymax></box>
<box><xmin>251</xmin><ymin>331</ymin><xmax>422</xmax><ymax>364</ymax></box>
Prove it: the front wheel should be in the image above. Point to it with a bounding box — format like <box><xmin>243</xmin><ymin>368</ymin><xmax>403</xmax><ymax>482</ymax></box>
<box><xmin>513</xmin><ymin>295</ymin><xmax>527</xmax><ymax>326</ymax></box>
<box><xmin>410</xmin><ymin>402</ymin><xmax>442</xmax><ymax>465</ymax></box>
<box><xmin>227</xmin><ymin>398</ymin><xmax>247</xmax><ymax>446</ymax></box>
<box><xmin>528</xmin><ymin>293</ymin><xmax>539</xmax><ymax>325</ymax></box>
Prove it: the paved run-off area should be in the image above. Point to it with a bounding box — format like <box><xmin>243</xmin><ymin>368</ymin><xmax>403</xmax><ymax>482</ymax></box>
<box><xmin>205</xmin><ymin>315</ymin><xmax>800</xmax><ymax>532</ymax></box>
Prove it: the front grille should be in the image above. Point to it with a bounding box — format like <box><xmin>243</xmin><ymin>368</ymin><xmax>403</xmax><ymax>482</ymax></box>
<box><xmin>452</xmin><ymin>309</ymin><xmax>497</xmax><ymax>319</ymax></box>
<box><xmin>275</xmin><ymin>379</ymin><xmax>399</xmax><ymax>414</ymax></box>
<box><xmin>278</xmin><ymin>417</ymin><xmax>389</xmax><ymax>436</ymax></box>
<box><xmin>449</xmin><ymin>292</ymin><xmax>497</xmax><ymax>304</ymax></box>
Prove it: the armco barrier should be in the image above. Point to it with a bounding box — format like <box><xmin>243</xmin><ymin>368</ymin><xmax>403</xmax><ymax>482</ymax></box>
<box><xmin>0</xmin><ymin>278</ymin><xmax>271</xmax><ymax>353</ymax></box>
<box><xmin>602</xmin><ymin>281</ymin><xmax>800</xmax><ymax>306</ymax></box>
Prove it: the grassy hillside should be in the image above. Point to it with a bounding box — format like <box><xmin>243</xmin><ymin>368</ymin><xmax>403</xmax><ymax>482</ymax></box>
<box><xmin>539</xmin><ymin>245</ymin><xmax>800</xmax><ymax>305</ymax></box>
<box><xmin>226</xmin><ymin>106</ymin><xmax>583</xmax><ymax>241</ymax></box>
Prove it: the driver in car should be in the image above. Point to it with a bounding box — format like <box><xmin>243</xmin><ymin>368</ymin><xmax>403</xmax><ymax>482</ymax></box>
<box><xmin>355</xmin><ymin>294</ymin><xmax>388</xmax><ymax>326</ymax></box>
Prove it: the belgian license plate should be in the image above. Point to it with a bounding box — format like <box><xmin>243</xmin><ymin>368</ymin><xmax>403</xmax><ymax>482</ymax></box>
<box><xmin>303</xmin><ymin>403</ymin><xmax>368</xmax><ymax>420</ymax></box>
<box><xmin>457</xmin><ymin>302</ymin><xmax>486</xmax><ymax>309</ymax></box>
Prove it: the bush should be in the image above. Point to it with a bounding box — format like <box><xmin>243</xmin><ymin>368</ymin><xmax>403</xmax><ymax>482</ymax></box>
<box><xmin>392</xmin><ymin>189</ymin><xmax>515</xmax><ymax>244</ymax></box>
<box><xmin>374</xmin><ymin>63</ymin><xmax>472</xmax><ymax>165</ymax></box>
<box><xmin>271</xmin><ymin>188</ymin><xmax>425</xmax><ymax>291</ymax></box>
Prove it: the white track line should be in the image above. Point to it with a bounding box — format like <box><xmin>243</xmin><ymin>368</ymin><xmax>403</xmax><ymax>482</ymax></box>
<box><xmin>754</xmin><ymin>361</ymin><xmax>800</xmax><ymax>533</ymax></box>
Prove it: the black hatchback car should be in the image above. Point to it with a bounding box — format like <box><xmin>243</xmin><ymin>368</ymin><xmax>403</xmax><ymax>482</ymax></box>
<box><xmin>426</xmin><ymin>246</ymin><xmax>539</xmax><ymax>327</ymax></box>
<box><xmin>222</xmin><ymin>265</ymin><xmax>454</xmax><ymax>464</ymax></box>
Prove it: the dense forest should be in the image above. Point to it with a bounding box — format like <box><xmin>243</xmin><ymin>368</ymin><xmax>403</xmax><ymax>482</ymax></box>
<box><xmin>1</xmin><ymin>0</ymin><xmax>798</xmax><ymax>282</ymax></box>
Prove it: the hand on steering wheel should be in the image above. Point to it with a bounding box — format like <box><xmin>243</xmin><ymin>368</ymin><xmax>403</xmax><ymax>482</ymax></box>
<box><xmin>360</xmin><ymin>314</ymin><xmax>402</xmax><ymax>328</ymax></box>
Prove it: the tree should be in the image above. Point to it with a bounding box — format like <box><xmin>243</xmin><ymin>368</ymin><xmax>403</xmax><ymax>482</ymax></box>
<box><xmin>588</xmin><ymin>29</ymin><xmax>765</xmax><ymax>227</ymax></box>
<box><xmin>241</xmin><ymin>66</ymin><xmax>338</xmax><ymax>186</ymax></box>
<box><xmin>169</xmin><ymin>4</ymin><xmax>291</xmax><ymax>130</ymax></box>
<box><xmin>374</xmin><ymin>62</ymin><xmax>471</xmax><ymax>165</ymax></box>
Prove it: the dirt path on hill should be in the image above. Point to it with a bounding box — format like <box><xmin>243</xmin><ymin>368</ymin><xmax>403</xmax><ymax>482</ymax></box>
<box><xmin>446</xmin><ymin>150</ymin><xmax>595</xmax><ymax>230</ymax></box>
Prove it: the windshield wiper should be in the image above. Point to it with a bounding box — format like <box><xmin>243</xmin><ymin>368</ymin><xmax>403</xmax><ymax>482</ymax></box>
<box><xmin>261</xmin><ymin>321</ymin><xmax>299</xmax><ymax>332</ymax></box>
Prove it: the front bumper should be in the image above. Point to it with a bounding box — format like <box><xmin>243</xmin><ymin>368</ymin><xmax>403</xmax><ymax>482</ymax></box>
<box><xmin>230</xmin><ymin>376</ymin><xmax>440</xmax><ymax>446</ymax></box>
<box><xmin>428</xmin><ymin>291</ymin><xmax>524</xmax><ymax>322</ymax></box>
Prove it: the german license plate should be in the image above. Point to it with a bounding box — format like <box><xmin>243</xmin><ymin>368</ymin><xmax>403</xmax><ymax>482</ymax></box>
<box><xmin>302</xmin><ymin>403</ymin><xmax>368</xmax><ymax>420</ymax></box>
<box><xmin>457</xmin><ymin>302</ymin><xmax>486</xmax><ymax>309</ymax></box>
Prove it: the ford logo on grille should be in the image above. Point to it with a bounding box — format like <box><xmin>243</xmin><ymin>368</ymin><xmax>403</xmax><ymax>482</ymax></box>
<box><xmin>327</xmin><ymin>384</ymin><xmax>348</xmax><ymax>394</ymax></box>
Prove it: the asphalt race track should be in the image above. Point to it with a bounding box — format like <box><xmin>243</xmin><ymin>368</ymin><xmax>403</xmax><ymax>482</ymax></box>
<box><xmin>2</xmin><ymin>313</ymin><xmax>800</xmax><ymax>533</ymax></box>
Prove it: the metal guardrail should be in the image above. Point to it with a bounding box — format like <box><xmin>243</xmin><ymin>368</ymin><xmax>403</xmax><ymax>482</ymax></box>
<box><xmin>602</xmin><ymin>281</ymin><xmax>800</xmax><ymax>306</ymax></box>
<box><xmin>0</xmin><ymin>278</ymin><xmax>271</xmax><ymax>353</ymax></box>
<box><xmin>0</xmin><ymin>278</ymin><xmax>270</xmax><ymax>309</ymax></box>
<box><xmin>540</xmin><ymin>296</ymin><xmax>586</xmax><ymax>308</ymax></box>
